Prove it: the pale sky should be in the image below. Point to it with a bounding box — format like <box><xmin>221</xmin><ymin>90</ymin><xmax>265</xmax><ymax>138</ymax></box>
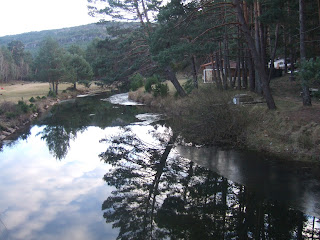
<box><xmin>0</xmin><ymin>0</ymin><xmax>101</xmax><ymax>37</ymax></box>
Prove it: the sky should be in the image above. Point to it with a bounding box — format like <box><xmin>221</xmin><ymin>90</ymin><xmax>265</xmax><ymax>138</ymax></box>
<box><xmin>0</xmin><ymin>0</ymin><xmax>101</xmax><ymax>37</ymax></box>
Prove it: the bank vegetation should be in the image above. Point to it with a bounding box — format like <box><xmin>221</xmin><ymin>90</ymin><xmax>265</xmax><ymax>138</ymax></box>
<box><xmin>129</xmin><ymin>75</ymin><xmax>320</xmax><ymax>162</ymax></box>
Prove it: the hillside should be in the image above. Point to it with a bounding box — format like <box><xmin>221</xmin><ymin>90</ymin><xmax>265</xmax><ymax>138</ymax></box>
<box><xmin>0</xmin><ymin>22</ymin><xmax>127</xmax><ymax>54</ymax></box>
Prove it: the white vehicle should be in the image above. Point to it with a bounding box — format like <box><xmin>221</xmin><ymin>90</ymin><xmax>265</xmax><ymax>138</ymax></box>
<box><xmin>269</xmin><ymin>59</ymin><xmax>291</xmax><ymax>69</ymax></box>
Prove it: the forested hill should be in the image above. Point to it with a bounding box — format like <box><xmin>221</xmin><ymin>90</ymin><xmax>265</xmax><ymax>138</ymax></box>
<box><xmin>0</xmin><ymin>23</ymin><xmax>110</xmax><ymax>54</ymax></box>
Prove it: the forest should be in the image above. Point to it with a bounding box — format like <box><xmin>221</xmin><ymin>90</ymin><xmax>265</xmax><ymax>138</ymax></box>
<box><xmin>1</xmin><ymin>0</ymin><xmax>320</xmax><ymax>108</ymax></box>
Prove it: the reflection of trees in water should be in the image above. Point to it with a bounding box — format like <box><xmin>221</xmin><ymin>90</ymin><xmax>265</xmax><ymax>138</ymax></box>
<box><xmin>37</xmin><ymin>94</ymin><xmax>142</xmax><ymax>160</ymax></box>
<box><xmin>0</xmin><ymin>214</ymin><xmax>8</xmax><ymax>239</ymax></box>
<box><xmin>0</xmin><ymin>127</ymin><xmax>31</xmax><ymax>152</ymax></box>
<box><xmin>39</xmin><ymin>125</ymin><xmax>85</xmax><ymax>160</ymax></box>
<box><xmin>100</xmin><ymin>127</ymin><xmax>320</xmax><ymax>240</ymax></box>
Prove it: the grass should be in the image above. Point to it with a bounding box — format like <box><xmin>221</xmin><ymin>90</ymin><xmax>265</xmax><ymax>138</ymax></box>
<box><xmin>245</xmin><ymin>75</ymin><xmax>320</xmax><ymax>161</ymax></box>
<box><xmin>0</xmin><ymin>81</ymin><xmax>103</xmax><ymax>139</ymax></box>
<box><xmin>129</xmin><ymin>72</ymin><xmax>320</xmax><ymax>162</ymax></box>
<box><xmin>0</xmin><ymin>81</ymin><xmax>100</xmax><ymax>104</ymax></box>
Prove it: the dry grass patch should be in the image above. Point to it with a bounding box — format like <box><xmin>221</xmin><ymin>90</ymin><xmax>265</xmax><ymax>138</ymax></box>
<box><xmin>0</xmin><ymin>81</ymin><xmax>100</xmax><ymax>103</ymax></box>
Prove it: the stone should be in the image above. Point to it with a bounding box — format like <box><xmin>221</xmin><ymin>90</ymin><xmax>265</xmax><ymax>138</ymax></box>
<box><xmin>7</xmin><ymin>128</ymin><xmax>15</xmax><ymax>133</ymax></box>
<box><xmin>232</xmin><ymin>94</ymin><xmax>254</xmax><ymax>105</ymax></box>
<box><xmin>2</xmin><ymin>131</ymin><xmax>11</xmax><ymax>136</ymax></box>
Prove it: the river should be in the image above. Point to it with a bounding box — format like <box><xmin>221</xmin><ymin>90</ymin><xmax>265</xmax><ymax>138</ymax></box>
<box><xmin>0</xmin><ymin>92</ymin><xmax>319</xmax><ymax>240</ymax></box>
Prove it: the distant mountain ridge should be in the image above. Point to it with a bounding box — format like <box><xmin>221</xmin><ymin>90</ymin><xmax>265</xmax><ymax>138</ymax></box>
<box><xmin>0</xmin><ymin>23</ymin><xmax>110</xmax><ymax>54</ymax></box>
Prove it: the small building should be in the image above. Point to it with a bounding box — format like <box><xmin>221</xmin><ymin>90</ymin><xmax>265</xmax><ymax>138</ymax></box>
<box><xmin>200</xmin><ymin>60</ymin><xmax>242</xmax><ymax>83</ymax></box>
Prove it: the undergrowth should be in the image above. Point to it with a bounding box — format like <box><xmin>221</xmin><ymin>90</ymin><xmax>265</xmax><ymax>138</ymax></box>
<box><xmin>129</xmin><ymin>81</ymin><xmax>320</xmax><ymax>161</ymax></box>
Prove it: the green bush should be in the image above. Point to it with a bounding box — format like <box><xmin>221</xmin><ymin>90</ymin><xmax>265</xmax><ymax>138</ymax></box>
<box><xmin>183</xmin><ymin>79</ymin><xmax>195</xmax><ymax>94</ymax></box>
<box><xmin>145</xmin><ymin>75</ymin><xmax>160</xmax><ymax>93</ymax></box>
<box><xmin>29</xmin><ymin>104</ymin><xmax>37</xmax><ymax>113</ymax></box>
<box><xmin>129</xmin><ymin>73</ymin><xmax>144</xmax><ymax>91</ymax></box>
<box><xmin>29</xmin><ymin>97</ymin><xmax>36</xmax><ymax>102</ymax></box>
<box><xmin>36</xmin><ymin>96</ymin><xmax>41</xmax><ymax>100</ymax></box>
<box><xmin>1</xmin><ymin>100</ymin><xmax>37</xmax><ymax>119</ymax></box>
<box><xmin>48</xmin><ymin>90</ymin><xmax>57</xmax><ymax>98</ymax></box>
<box><xmin>312</xmin><ymin>90</ymin><xmax>320</xmax><ymax>98</ymax></box>
<box><xmin>5</xmin><ymin>112</ymin><xmax>18</xmax><ymax>119</ymax></box>
<box><xmin>297</xmin><ymin>58</ymin><xmax>320</xmax><ymax>86</ymax></box>
<box><xmin>18</xmin><ymin>100</ymin><xmax>29</xmax><ymax>113</ymax></box>
<box><xmin>153</xmin><ymin>83</ymin><xmax>169</xmax><ymax>97</ymax></box>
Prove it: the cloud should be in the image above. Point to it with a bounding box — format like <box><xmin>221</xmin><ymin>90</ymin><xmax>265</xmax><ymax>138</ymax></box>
<box><xmin>0</xmin><ymin>126</ymin><xmax>117</xmax><ymax>240</ymax></box>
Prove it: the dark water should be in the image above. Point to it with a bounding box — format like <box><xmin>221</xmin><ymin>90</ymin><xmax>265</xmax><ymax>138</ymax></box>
<box><xmin>0</xmin><ymin>93</ymin><xmax>319</xmax><ymax>240</ymax></box>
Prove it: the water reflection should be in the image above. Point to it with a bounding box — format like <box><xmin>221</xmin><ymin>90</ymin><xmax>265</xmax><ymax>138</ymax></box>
<box><xmin>0</xmin><ymin>126</ymin><xmax>119</xmax><ymax>240</ymax></box>
<box><xmin>37</xmin><ymin>93</ymin><xmax>143</xmax><ymax>160</ymax></box>
<box><xmin>177</xmin><ymin>146</ymin><xmax>320</xmax><ymax>218</ymax></box>
<box><xmin>100</xmin><ymin>128</ymin><xmax>320</xmax><ymax>240</ymax></box>
<box><xmin>1</xmin><ymin>93</ymin><xmax>320</xmax><ymax>240</ymax></box>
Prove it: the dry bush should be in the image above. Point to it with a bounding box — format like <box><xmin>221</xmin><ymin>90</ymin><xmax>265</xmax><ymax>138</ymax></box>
<box><xmin>168</xmin><ymin>86</ymin><xmax>249</xmax><ymax>145</ymax></box>
<box><xmin>0</xmin><ymin>101</ymin><xmax>18</xmax><ymax>114</ymax></box>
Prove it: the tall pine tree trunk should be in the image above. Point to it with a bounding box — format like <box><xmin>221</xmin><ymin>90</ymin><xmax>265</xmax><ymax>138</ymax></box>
<box><xmin>234</xmin><ymin>0</ymin><xmax>276</xmax><ymax>109</ymax></box>
<box><xmin>215</xmin><ymin>52</ymin><xmax>223</xmax><ymax>90</ymax></box>
<box><xmin>242</xmin><ymin>47</ymin><xmax>248</xmax><ymax>89</ymax></box>
<box><xmin>268</xmin><ymin>23</ymin><xmax>280</xmax><ymax>83</ymax></box>
<box><xmin>191</xmin><ymin>55</ymin><xmax>198</xmax><ymax>89</ymax></box>
<box><xmin>237</xmin><ymin>27</ymin><xmax>242</xmax><ymax>90</ymax></box>
<box><xmin>247</xmin><ymin>51</ymin><xmax>256</xmax><ymax>91</ymax></box>
<box><xmin>254</xmin><ymin>0</ymin><xmax>262</xmax><ymax>94</ymax></box>
<box><xmin>299</xmin><ymin>0</ymin><xmax>312</xmax><ymax>106</ymax></box>
<box><xmin>55</xmin><ymin>81</ymin><xmax>59</xmax><ymax>95</ymax></box>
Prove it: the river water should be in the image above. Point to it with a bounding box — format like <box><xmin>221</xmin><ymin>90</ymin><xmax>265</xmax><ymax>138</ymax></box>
<box><xmin>0</xmin><ymin>92</ymin><xmax>319</xmax><ymax>240</ymax></box>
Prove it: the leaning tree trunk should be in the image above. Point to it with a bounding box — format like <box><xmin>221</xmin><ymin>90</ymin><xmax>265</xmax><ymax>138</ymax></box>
<box><xmin>299</xmin><ymin>0</ymin><xmax>312</xmax><ymax>106</ymax></box>
<box><xmin>164</xmin><ymin>65</ymin><xmax>187</xmax><ymax>97</ymax></box>
<box><xmin>234</xmin><ymin>0</ymin><xmax>276</xmax><ymax>109</ymax></box>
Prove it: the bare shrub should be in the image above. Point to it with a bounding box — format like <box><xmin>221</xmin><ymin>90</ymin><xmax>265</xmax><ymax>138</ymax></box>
<box><xmin>0</xmin><ymin>101</ymin><xmax>18</xmax><ymax>115</ymax></box>
<box><xmin>168</xmin><ymin>86</ymin><xmax>249</xmax><ymax>145</ymax></box>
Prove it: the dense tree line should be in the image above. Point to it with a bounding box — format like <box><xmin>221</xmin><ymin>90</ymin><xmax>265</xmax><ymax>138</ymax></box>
<box><xmin>1</xmin><ymin>0</ymin><xmax>319</xmax><ymax>108</ymax></box>
<box><xmin>0</xmin><ymin>40</ymin><xmax>33</xmax><ymax>82</ymax></box>
<box><xmin>87</xmin><ymin>0</ymin><xmax>320</xmax><ymax>109</ymax></box>
<box><xmin>0</xmin><ymin>37</ymin><xmax>94</xmax><ymax>95</ymax></box>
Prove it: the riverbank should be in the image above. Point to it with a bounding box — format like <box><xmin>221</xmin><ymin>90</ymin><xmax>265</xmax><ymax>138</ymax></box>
<box><xmin>128</xmin><ymin>76</ymin><xmax>320</xmax><ymax>162</ymax></box>
<box><xmin>0</xmin><ymin>81</ymin><xmax>106</xmax><ymax>143</ymax></box>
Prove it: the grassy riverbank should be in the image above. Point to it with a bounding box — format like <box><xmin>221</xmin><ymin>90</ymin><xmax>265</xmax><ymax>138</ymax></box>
<box><xmin>129</xmin><ymin>75</ymin><xmax>320</xmax><ymax>162</ymax></box>
<box><xmin>0</xmin><ymin>81</ymin><xmax>102</xmax><ymax>141</ymax></box>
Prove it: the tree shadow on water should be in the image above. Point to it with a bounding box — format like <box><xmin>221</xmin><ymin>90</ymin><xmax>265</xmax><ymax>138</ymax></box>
<box><xmin>99</xmin><ymin>127</ymin><xmax>320</xmax><ymax>240</ymax></box>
